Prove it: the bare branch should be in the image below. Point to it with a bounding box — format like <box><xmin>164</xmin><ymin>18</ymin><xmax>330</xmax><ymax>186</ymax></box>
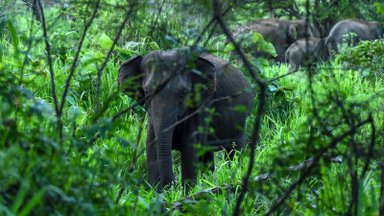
<box><xmin>37</xmin><ymin>0</ymin><xmax>59</xmax><ymax>116</ymax></box>
<box><xmin>59</xmin><ymin>0</ymin><xmax>101</xmax><ymax>116</ymax></box>
<box><xmin>209</xmin><ymin>1</ymin><xmax>267</xmax><ymax>215</ymax></box>
<box><xmin>266</xmin><ymin>118</ymin><xmax>372</xmax><ymax>215</ymax></box>
<box><xmin>192</xmin><ymin>0</ymin><xmax>236</xmax><ymax>47</ymax></box>
<box><xmin>148</xmin><ymin>0</ymin><xmax>167</xmax><ymax>37</ymax></box>
<box><xmin>95</xmin><ymin>2</ymin><xmax>136</xmax><ymax>98</ymax></box>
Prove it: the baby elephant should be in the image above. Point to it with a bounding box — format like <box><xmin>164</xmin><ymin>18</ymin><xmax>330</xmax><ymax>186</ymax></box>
<box><xmin>118</xmin><ymin>48</ymin><xmax>254</xmax><ymax>190</ymax></box>
<box><xmin>325</xmin><ymin>19</ymin><xmax>383</xmax><ymax>54</ymax></box>
<box><xmin>231</xmin><ymin>18</ymin><xmax>314</xmax><ymax>62</ymax></box>
<box><xmin>285</xmin><ymin>37</ymin><xmax>328</xmax><ymax>71</ymax></box>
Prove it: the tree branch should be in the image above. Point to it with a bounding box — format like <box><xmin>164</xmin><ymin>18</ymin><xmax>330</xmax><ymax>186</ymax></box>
<box><xmin>266</xmin><ymin>118</ymin><xmax>372</xmax><ymax>215</ymax></box>
<box><xmin>59</xmin><ymin>0</ymin><xmax>101</xmax><ymax>117</ymax></box>
<box><xmin>95</xmin><ymin>1</ymin><xmax>136</xmax><ymax>102</ymax></box>
<box><xmin>37</xmin><ymin>0</ymin><xmax>58</xmax><ymax>114</ymax></box>
<box><xmin>209</xmin><ymin>1</ymin><xmax>267</xmax><ymax>215</ymax></box>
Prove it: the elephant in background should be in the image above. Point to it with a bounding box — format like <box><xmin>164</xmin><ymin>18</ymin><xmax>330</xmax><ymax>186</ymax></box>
<box><xmin>285</xmin><ymin>37</ymin><xmax>328</xmax><ymax>71</ymax></box>
<box><xmin>118</xmin><ymin>48</ymin><xmax>254</xmax><ymax>189</ymax></box>
<box><xmin>325</xmin><ymin>19</ymin><xmax>383</xmax><ymax>54</ymax></box>
<box><xmin>230</xmin><ymin>18</ymin><xmax>314</xmax><ymax>62</ymax></box>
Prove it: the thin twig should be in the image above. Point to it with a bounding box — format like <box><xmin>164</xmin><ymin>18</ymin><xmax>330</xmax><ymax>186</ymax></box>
<box><xmin>37</xmin><ymin>0</ymin><xmax>59</xmax><ymax>114</ymax></box>
<box><xmin>18</xmin><ymin>6</ymin><xmax>36</xmax><ymax>85</ymax></box>
<box><xmin>210</xmin><ymin>1</ymin><xmax>267</xmax><ymax>215</ymax></box>
<box><xmin>37</xmin><ymin>0</ymin><xmax>60</xmax><ymax>136</ymax></box>
<box><xmin>148</xmin><ymin>0</ymin><xmax>166</xmax><ymax>37</ymax></box>
<box><xmin>95</xmin><ymin>2</ymin><xmax>136</xmax><ymax>91</ymax></box>
<box><xmin>266</xmin><ymin>118</ymin><xmax>371</xmax><ymax>215</ymax></box>
<box><xmin>59</xmin><ymin>0</ymin><xmax>101</xmax><ymax>116</ymax></box>
<box><xmin>192</xmin><ymin>0</ymin><xmax>236</xmax><ymax>47</ymax></box>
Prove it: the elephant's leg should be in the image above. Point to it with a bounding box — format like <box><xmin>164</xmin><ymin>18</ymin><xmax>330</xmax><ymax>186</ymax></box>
<box><xmin>146</xmin><ymin>125</ymin><xmax>159</xmax><ymax>187</ymax></box>
<box><xmin>180</xmin><ymin>146</ymin><xmax>198</xmax><ymax>189</ymax></box>
<box><xmin>180</xmin><ymin>131</ymin><xmax>198</xmax><ymax>189</ymax></box>
<box><xmin>198</xmin><ymin>112</ymin><xmax>215</xmax><ymax>172</ymax></box>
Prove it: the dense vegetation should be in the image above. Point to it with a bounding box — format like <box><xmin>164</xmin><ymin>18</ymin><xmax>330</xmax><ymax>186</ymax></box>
<box><xmin>1</xmin><ymin>0</ymin><xmax>383</xmax><ymax>215</ymax></box>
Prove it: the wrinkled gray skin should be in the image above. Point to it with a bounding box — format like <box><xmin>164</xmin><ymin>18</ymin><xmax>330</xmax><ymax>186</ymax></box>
<box><xmin>118</xmin><ymin>48</ymin><xmax>254</xmax><ymax>189</ymax></box>
<box><xmin>285</xmin><ymin>37</ymin><xmax>328</xmax><ymax>71</ymax></box>
<box><xmin>325</xmin><ymin>19</ymin><xmax>383</xmax><ymax>54</ymax></box>
<box><xmin>231</xmin><ymin>19</ymin><xmax>314</xmax><ymax>62</ymax></box>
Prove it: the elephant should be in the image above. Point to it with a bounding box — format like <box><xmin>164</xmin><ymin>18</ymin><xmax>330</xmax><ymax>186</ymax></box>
<box><xmin>230</xmin><ymin>18</ymin><xmax>314</xmax><ymax>62</ymax></box>
<box><xmin>325</xmin><ymin>19</ymin><xmax>383</xmax><ymax>54</ymax></box>
<box><xmin>285</xmin><ymin>37</ymin><xmax>328</xmax><ymax>71</ymax></box>
<box><xmin>118</xmin><ymin>48</ymin><xmax>254</xmax><ymax>189</ymax></box>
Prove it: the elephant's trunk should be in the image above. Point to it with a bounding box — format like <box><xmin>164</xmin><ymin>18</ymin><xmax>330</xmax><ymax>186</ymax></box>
<box><xmin>149</xmin><ymin>94</ymin><xmax>178</xmax><ymax>188</ymax></box>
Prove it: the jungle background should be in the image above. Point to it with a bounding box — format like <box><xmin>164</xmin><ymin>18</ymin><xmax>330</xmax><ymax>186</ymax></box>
<box><xmin>1</xmin><ymin>0</ymin><xmax>384</xmax><ymax>215</ymax></box>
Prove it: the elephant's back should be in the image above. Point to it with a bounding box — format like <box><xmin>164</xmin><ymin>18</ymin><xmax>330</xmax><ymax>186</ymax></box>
<box><xmin>232</xmin><ymin>19</ymin><xmax>281</xmax><ymax>39</ymax></box>
<box><xmin>291</xmin><ymin>38</ymin><xmax>320</xmax><ymax>52</ymax></box>
<box><xmin>329</xmin><ymin>19</ymin><xmax>380</xmax><ymax>42</ymax></box>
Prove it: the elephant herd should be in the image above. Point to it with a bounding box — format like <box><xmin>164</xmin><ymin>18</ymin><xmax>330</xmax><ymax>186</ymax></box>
<box><xmin>232</xmin><ymin>18</ymin><xmax>383</xmax><ymax>71</ymax></box>
<box><xmin>289</xmin><ymin>19</ymin><xmax>383</xmax><ymax>71</ymax></box>
<box><xmin>118</xmin><ymin>18</ymin><xmax>383</xmax><ymax>190</ymax></box>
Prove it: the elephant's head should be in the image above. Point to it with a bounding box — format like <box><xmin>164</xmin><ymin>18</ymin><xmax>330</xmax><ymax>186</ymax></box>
<box><xmin>287</xmin><ymin>20</ymin><xmax>314</xmax><ymax>44</ymax></box>
<box><xmin>118</xmin><ymin>48</ymin><xmax>216</xmax><ymax>187</ymax></box>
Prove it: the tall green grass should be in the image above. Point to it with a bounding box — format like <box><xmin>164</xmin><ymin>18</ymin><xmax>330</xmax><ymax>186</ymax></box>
<box><xmin>0</xmin><ymin>1</ymin><xmax>383</xmax><ymax>215</ymax></box>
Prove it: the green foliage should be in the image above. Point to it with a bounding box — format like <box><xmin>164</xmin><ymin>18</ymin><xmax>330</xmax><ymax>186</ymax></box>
<box><xmin>337</xmin><ymin>39</ymin><xmax>384</xmax><ymax>78</ymax></box>
<box><xmin>311</xmin><ymin>0</ymin><xmax>381</xmax><ymax>37</ymax></box>
<box><xmin>0</xmin><ymin>0</ymin><xmax>383</xmax><ymax>215</ymax></box>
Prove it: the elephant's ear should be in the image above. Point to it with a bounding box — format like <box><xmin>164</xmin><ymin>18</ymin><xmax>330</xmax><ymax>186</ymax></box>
<box><xmin>288</xmin><ymin>24</ymin><xmax>298</xmax><ymax>41</ymax></box>
<box><xmin>192</xmin><ymin>56</ymin><xmax>217</xmax><ymax>97</ymax></box>
<box><xmin>118</xmin><ymin>56</ymin><xmax>145</xmax><ymax>104</ymax></box>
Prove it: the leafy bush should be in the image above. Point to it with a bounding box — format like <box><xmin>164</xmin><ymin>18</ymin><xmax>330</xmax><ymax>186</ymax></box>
<box><xmin>0</xmin><ymin>0</ymin><xmax>383</xmax><ymax>215</ymax></box>
<box><xmin>337</xmin><ymin>39</ymin><xmax>384</xmax><ymax>78</ymax></box>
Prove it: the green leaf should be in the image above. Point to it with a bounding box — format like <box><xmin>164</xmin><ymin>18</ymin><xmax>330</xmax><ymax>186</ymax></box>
<box><xmin>268</xmin><ymin>84</ymin><xmax>278</xmax><ymax>92</ymax></box>
<box><xmin>123</xmin><ymin>41</ymin><xmax>140</xmax><ymax>49</ymax></box>
<box><xmin>149</xmin><ymin>41</ymin><xmax>160</xmax><ymax>50</ymax></box>
<box><xmin>67</xmin><ymin>105</ymin><xmax>84</xmax><ymax>124</ymax></box>
<box><xmin>259</xmin><ymin>41</ymin><xmax>277</xmax><ymax>57</ymax></box>
<box><xmin>374</xmin><ymin>2</ymin><xmax>384</xmax><ymax>15</ymax></box>
<box><xmin>251</xmin><ymin>32</ymin><xmax>277</xmax><ymax>57</ymax></box>
<box><xmin>224</xmin><ymin>43</ymin><xmax>235</xmax><ymax>53</ymax></box>
<box><xmin>251</xmin><ymin>32</ymin><xmax>264</xmax><ymax>43</ymax></box>
<box><xmin>232</xmin><ymin>105</ymin><xmax>247</xmax><ymax>113</ymax></box>
<box><xmin>98</xmin><ymin>33</ymin><xmax>113</xmax><ymax>49</ymax></box>
<box><xmin>11</xmin><ymin>181</ymin><xmax>30</xmax><ymax>214</ymax></box>
<box><xmin>18</xmin><ymin>188</ymin><xmax>46</xmax><ymax>216</ymax></box>
<box><xmin>81</xmin><ymin>51</ymin><xmax>104</xmax><ymax>66</ymax></box>
<box><xmin>6</xmin><ymin>20</ymin><xmax>19</xmax><ymax>49</ymax></box>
